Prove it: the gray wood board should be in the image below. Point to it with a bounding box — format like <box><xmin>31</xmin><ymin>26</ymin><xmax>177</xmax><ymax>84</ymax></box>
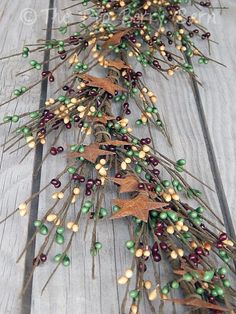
<box><xmin>0</xmin><ymin>1</ymin><xmax>235</xmax><ymax>314</ymax></box>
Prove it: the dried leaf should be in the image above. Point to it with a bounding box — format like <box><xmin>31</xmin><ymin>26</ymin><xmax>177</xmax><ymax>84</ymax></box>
<box><xmin>111</xmin><ymin>194</ymin><xmax>168</xmax><ymax>222</ymax></box>
<box><xmin>100</xmin><ymin>140</ymin><xmax>132</xmax><ymax>146</ymax></box>
<box><xmin>109</xmin><ymin>175</ymin><xmax>139</xmax><ymax>193</ymax></box>
<box><xmin>164</xmin><ymin>297</ymin><xmax>228</xmax><ymax>312</ymax></box>
<box><xmin>106</xmin><ymin>59</ymin><xmax>130</xmax><ymax>70</ymax></box>
<box><xmin>68</xmin><ymin>143</ymin><xmax>114</xmax><ymax>163</ymax></box>
<box><xmin>78</xmin><ymin>73</ymin><xmax>126</xmax><ymax>96</ymax></box>
<box><xmin>103</xmin><ymin>29</ymin><xmax>130</xmax><ymax>49</ymax></box>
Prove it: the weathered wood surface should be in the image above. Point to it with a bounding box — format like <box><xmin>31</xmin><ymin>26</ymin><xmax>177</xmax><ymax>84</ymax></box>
<box><xmin>0</xmin><ymin>1</ymin><xmax>235</xmax><ymax>314</ymax></box>
<box><xmin>0</xmin><ymin>1</ymin><xmax>50</xmax><ymax>313</ymax></box>
<box><xmin>195</xmin><ymin>0</ymin><xmax>236</xmax><ymax>231</ymax></box>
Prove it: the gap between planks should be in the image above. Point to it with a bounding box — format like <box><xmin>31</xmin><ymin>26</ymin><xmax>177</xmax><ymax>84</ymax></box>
<box><xmin>21</xmin><ymin>1</ymin><xmax>55</xmax><ymax>313</ymax></box>
<box><xmin>187</xmin><ymin>56</ymin><xmax>236</xmax><ymax>246</ymax></box>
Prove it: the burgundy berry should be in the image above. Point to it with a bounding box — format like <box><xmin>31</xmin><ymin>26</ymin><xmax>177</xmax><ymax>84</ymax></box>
<box><xmin>40</xmin><ymin>253</ymin><xmax>47</xmax><ymax>263</ymax></box>
<box><xmin>57</xmin><ymin>146</ymin><xmax>64</xmax><ymax>153</ymax></box>
<box><xmin>153</xmin><ymin>253</ymin><xmax>161</xmax><ymax>262</ymax></box>
<box><xmin>50</xmin><ymin>147</ymin><xmax>58</xmax><ymax>156</ymax></box>
<box><xmin>160</xmin><ymin>242</ymin><xmax>168</xmax><ymax>251</ymax></box>
<box><xmin>219</xmin><ymin>232</ymin><xmax>227</xmax><ymax>241</ymax></box>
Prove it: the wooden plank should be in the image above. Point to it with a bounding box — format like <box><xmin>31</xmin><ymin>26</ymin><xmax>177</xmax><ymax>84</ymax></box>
<box><xmin>0</xmin><ymin>2</ymin><xmax>232</xmax><ymax>314</ymax></box>
<box><xmin>31</xmin><ymin>2</ymin><xmax>122</xmax><ymax>314</ymax></box>
<box><xmin>191</xmin><ymin>1</ymin><xmax>236</xmax><ymax>230</ymax></box>
<box><xmin>133</xmin><ymin>71</ymin><xmax>227</xmax><ymax>313</ymax></box>
<box><xmin>0</xmin><ymin>1</ymin><xmax>50</xmax><ymax>313</ymax></box>
<box><xmin>30</xmin><ymin>3</ymin><xmax>234</xmax><ymax>314</ymax></box>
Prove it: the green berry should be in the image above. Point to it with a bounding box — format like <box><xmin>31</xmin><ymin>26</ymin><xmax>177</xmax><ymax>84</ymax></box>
<box><xmin>222</xmin><ymin>255</ymin><xmax>230</xmax><ymax>263</ymax></box>
<box><xmin>171</xmin><ymin>281</ymin><xmax>179</xmax><ymax>289</ymax></box>
<box><xmin>218</xmin><ymin>267</ymin><xmax>227</xmax><ymax>275</ymax></box>
<box><xmin>84</xmin><ymin>200</ymin><xmax>92</xmax><ymax>208</ymax></box>
<box><xmin>196</xmin><ymin>287</ymin><xmax>204</xmax><ymax>295</ymax></box>
<box><xmin>3</xmin><ymin>116</ymin><xmax>12</xmax><ymax>122</ymax></box>
<box><xmin>196</xmin><ymin>206</ymin><xmax>205</xmax><ymax>213</ymax></box>
<box><xmin>54</xmin><ymin>254</ymin><xmax>62</xmax><ymax>262</ymax></box>
<box><xmin>95</xmin><ymin>242</ymin><xmax>102</xmax><ymax>250</ymax></box>
<box><xmin>135</xmin><ymin>165</ymin><xmax>142</xmax><ymax>174</ymax></box>
<box><xmin>167</xmin><ymin>211</ymin><xmax>178</xmax><ymax>222</ymax></box>
<box><xmin>34</xmin><ymin>220</ymin><xmax>42</xmax><ymax>227</ymax></box>
<box><xmin>189</xmin><ymin>211</ymin><xmax>198</xmax><ymax>219</ymax></box>
<box><xmin>70</xmin><ymin>144</ymin><xmax>78</xmax><ymax>152</ymax></box>
<box><xmin>161</xmin><ymin>286</ymin><xmax>169</xmax><ymax>295</ymax></box>
<box><xmin>126</xmin><ymin>240</ymin><xmax>135</xmax><ymax>249</ymax></box>
<box><xmin>183</xmin><ymin>232</ymin><xmax>192</xmax><ymax>239</ymax></box>
<box><xmin>79</xmin><ymin>145</ymin><xmax>85</xmax><ymax>153</ymax></box>
<box><xmin>159</xmin><ymin>212</ymin><xmax>167</xmax><ymax>219</ymax></box>
<box><xmin>183</xmin><ymin>273</ymin><xmax>193</xmax><ymax>282</ymax></box>
<box><xmin>23</xmin><ymin>127</ymin><xmax>31</xmax><ymax>134</ymax></box>
<box><xmin>35</xmin><ymin>63</ymin><xmax>42</xmax><ymax>70</ymax></box>
<box><xmin>99</xmin><ymin>207</ymin><xmax>108</xmax><ymax>217</ymax></box>
<box><xmin>154</xmin><ymin>184</ymin><xmax>162</xmax><ymax>193</ymax></box>
<box><xmin>14</xmin><ymin>89</ymin><xmax>21</xmax><ymax>96</ymax></box>
<box><xmin>223</xmin><ymin>279</ymin><xmax>230</xmax><ymax>288</ymax></box>
<box><xmin>58</xmin><ymin>96</ymin><xmax>66</xmax><ymax>102</ymax></box>
<box><xmin>55</xmin><ymin>234</ymin><xmax>64</xmax><ymax>245</ymax></box>
<box><xmin>68</xmin><ymin>167</ymin><xmax>77</xmax><ymax>174</ymax></box>
<box><xmin>211</xmin><ymin>289</ymin><xmax>218</xmax><ymax>297</ymax></box>
<box><xmin>30</xmin><ymin>60</ymin><xmax>37</xmax><ymax>66</ymax></box>
<box><xmin>56</xmin><ymin>226</ymin><xmax>65</xmax><ymax>234</ymax></box>
<box><xmin>81</xmin><ymin>206</ymin><xmax>90</xmax><ymax>214</ymax></box>
<box><xmin>129</xmin><ymin>247</ymin><xmax>135</xmax><ymax>254</ymax></box>
<box><xmin>219</xmin><ymin>250</ymin><xmax>226</xmax><ymax>257</ymax></box>
<box><xmin>172</xmin><ymin>180</ymin><xmax>179</xmax><ymax>187</ymax></box>
<box><xmin>12</xmin><ymin>115</ymin><xmax>20</xmax><ymax>122</ymax></box>
<box><xmin>21</xmin><ymin>86</ymin><xmax>27</xmax><ymax>93</ymax></box>
<box><xmin>203</xmin><ymin>270</ymin><xmax>215</xmax><ymax>282</ymax></box>
<box><xmin>63</xmin><ymin>255</ymin><xmax>70</xmax><ymax>266</ymax></box>
<box><xmin>30</xmin><ymin>111</ymin><xmax>39</xmax><ymax>119</ymax></box>
<box><xmin>129</xmin><ymin>289</ymin><xmax>139</xmax><ymax>299</ymax></box>
<box><xmin>177</xmin><ymin>159</ymin><xmax>186</xmax><ymax>166</ymax></box>
<box><xmin>112</xmin><ymin>205</ymin><xmax>119</xmax><ymax>212</ymax></box>
<box><xmin>23</xmin><ymin>47</ymin><xmax>29</xmax><ymax>53</ymax></box>
<box><xmin>175</xmin><ymin>165</ymin><xmax>183</xmax><ymax>172</ymax></box>
<box><xmin>215</xmin><ymin>285</ymin><xmax>224</xmax><ymax>296</ymax></box>
<box><xmin>150</xmin><ymin>210</ymin><xmax>158</xmax><ymax>218</ymax></box>
<box><xmin>162</xmin><ymin>180</ymin><xmax>170</xmax><ymax>187</ymax></box>
<box><xmin>39</xmin><ymin>225</ymin><xmax>48</xmax><ymax>235</ymax></box>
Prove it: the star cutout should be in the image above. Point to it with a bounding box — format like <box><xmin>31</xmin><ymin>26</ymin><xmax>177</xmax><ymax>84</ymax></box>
<box><xmin>69</xmin><ymin>143</ymin><xmax>114</xmax><ymax>163</ymax></box>
<box><xmin>106</xmin><ymin>59</ymin><xmax>130</xmax><ymax>70</ymax></box>
<box><xmin>109</xmin><ymin>175</ymin><xmax>139</xmax><ymax>193</ymax></box>
<box><xmin>111</xmin><ymin>194</ymin><xmax>168</xmax><ymax>222</ymax></box>
<box><xmin>103</xmin><ymin>29</ymin><xmax>130</xmax><ymax>49</ymax></box>
<box><xmin>78</xmin><ymin>73</ymin><xmax>126</xmax><ymax>96</ymax></box>
<box><xmin>88</xmin><ymin>115</ymin><xmax>115</xmax><ymax>125</ymax></box>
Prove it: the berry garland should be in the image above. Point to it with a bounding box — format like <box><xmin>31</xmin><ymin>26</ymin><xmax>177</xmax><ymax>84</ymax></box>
<box><xmin>0</xmin><ymin>1</ymin><xmax>235</xmax><ymax>314</ymax></box>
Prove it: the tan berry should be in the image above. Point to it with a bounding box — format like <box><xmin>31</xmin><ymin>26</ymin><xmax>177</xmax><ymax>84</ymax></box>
<box><xmin>125</xmin><ymin>269</ymin><xmax>133</xmax><ymax>279</ymax></box>
<box><xmin>144</xmin><ymin>280</ymin><xmax>152</xmax><ymax>290</ymax></box>
<box><xmin>148</xmin><ymin>288</ymin><xmax>158</xmax><ymax>301</ymax></box>
<box><xmin>135</xmin><ymin>248</ymin><xmax>143</xmax><ymax>258</ymax></box>
<box><xmin>118</xmin><ymin>276</ymin><xmax>128</xmax><ymax>285</ymax></box>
